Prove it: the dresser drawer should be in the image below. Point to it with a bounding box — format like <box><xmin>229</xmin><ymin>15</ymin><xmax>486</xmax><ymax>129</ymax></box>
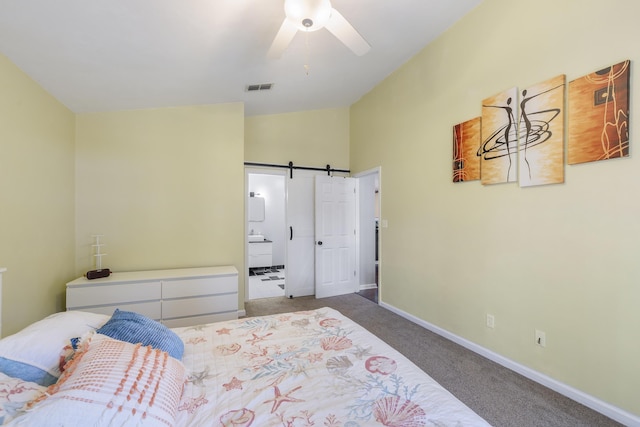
<box><xmin>162</xmin><ymin>293</ymin><xmax>238</xmax><ymax>319</ymax></box>
<box><xmin>163</xmin><ymin>312</ymin><xmax>237</xmax><ymax>328</ymax></box>
<box><xmin>67</xmin><ymin>281</ymin><xmax>161</xmax><ymax>308</ymax></box>
<box><xmin>162</xmin><ymin>275</ymin><xmax>236</xmax><ymax>299</ymax></box>
<box><xmin>72</xmin><ymin>302</ymin><xmax>161</xmax><ymax>321</ymax></box>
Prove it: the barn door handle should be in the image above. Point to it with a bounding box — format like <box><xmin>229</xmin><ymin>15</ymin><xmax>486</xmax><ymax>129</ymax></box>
<box><xmin>290</xmin><ymin>226</ymin><xmax>293</xmax><ymax>241</ymax></box>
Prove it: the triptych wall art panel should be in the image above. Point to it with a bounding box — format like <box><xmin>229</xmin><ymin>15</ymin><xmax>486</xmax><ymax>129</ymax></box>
<box><xmin>479</xmin><ymin>87</ymin><xmax>519</xmax><ymax>185</ymax></box>
<box><xmin>568</xmin><ymin>60</ymin><xmax>630</xmax><ymax>164</ymax></box>
<box><xmin>518</xmin><ymin>75</ymin><xmax>565</xmax><ymax>187</ymax></box>
<box><xmin>453</xmin><ymin>117</ymin><xmax>481</xmax><ymax>182</ymax></box>
<box><xmin>452</xmin><ymin>60</ymin><xmax>630</xmax><ymax>186</ymax></box>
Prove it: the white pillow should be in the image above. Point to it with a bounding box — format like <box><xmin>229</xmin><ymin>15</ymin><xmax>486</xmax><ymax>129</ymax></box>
<box><xmin>0</xmin><ymin>311</ymin><xmax>109</xmax><ymax>383</ymax></box>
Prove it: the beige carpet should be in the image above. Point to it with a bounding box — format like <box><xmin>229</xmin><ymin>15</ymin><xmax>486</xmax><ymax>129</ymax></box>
<box><xmin>245</xmin><ymin>293</ymin><xmax>622</xmax><ymax>427</ymax></box>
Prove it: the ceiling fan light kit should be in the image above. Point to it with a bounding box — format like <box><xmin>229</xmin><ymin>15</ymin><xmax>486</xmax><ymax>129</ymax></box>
<box><xmin>268</xmin><ymin>0</ymin><xmax>371</xmax><ymax>59</ymax></box>
<box><xmin>284</xmin><ymin>0</ymin><xmax>332</xmax><ymax>31</ymax></box>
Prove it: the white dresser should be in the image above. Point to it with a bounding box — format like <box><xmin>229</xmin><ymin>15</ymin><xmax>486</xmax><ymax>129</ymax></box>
<box><xmin>66</xmin><ymin>266</ymin><xmax>238</xmax><ymax>328</ymax></box>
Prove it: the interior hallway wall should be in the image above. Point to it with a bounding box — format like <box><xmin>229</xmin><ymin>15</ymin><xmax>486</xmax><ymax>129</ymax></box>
<box><xmin>0</xmin><ymin>53</ymin><xmax>76</xmax><ymax>336</ymax></box>
<box><xmin>350</xmin><ymin>0</ymin><xmax>640</xmax><ymax>419</ymax></box>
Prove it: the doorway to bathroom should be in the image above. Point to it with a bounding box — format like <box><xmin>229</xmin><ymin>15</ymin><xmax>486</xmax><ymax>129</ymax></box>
<box><xmin>245</xmin><ymin>165</ymin><xmax>380</xmax><ymax>303</ymax></box>
<box><xmin>246</xmin><ymin>170</ymin><xmax>287</xmax><ymax>300</ymax></box>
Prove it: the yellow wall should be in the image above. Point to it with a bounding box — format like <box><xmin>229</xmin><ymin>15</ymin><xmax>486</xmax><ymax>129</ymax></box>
<box><xmin>75</xmin><ymin>105</ymin><xmax>246</xmax><ymax>301</ymax></box>
<box><xmin>245</xmin><ymin>107</ymin><xmax>350</xmax><ymax>169</ymax></box>
<box><xmin>2</xmin><ymin>0</ymin><xmax>637</xmax><ymax>417</ymax></box>
<box><xmin>350</xmin><ymin>0</ymin><xmax>640</xmax><ymax>417</ymax></box>
<box><xmin>0</xmin><ymin>54</ymin><xmax>76</xmax><ymax>336</ymax></box>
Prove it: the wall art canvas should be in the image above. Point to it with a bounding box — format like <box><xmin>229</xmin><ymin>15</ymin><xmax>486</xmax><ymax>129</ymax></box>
<box><xmin>518</xmin><ymin>75</ymin><xmax>565</xmax><ymax>187</ymax></box>
<box><xmin>568</xmin><ymin>60</ymin><xmax>630</xmax><ymax>164</ymax></box>
<box><xmin>480</xmin><ymin>87</ymin><xmax>519</xmax><ymax>185</ymax></box>
<box><xmin>453</xmin><ymin>117</ymin><xmax>481</xmax><ymax>182</ymax></box>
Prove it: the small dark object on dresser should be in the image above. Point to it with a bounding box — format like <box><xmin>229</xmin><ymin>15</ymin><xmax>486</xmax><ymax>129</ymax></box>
<box><xmin>86</xmin><ymin>268</ymin><xmax>111</xmax><ymax>280</ymax></box>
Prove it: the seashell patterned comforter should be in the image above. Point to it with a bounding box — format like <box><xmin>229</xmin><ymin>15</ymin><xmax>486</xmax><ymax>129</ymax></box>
<box><xmin>173</xmin><ymin>307</ymin><xmax>491</xmax><ymax>426</ymax></box>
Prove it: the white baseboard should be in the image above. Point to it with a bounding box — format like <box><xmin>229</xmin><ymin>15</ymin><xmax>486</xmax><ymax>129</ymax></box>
<box><xmin>379</xmin><ymin>301</ymin><xmax>639</xmax><ymax>427</ymax></box>
<box><xmin>238</xmin><ymin>309</ymin><xmax>246</xmax><ymax>318</ymax></box>
<box><xmin>359</xmin><ymin>283</ymin><xmax>378</xmax><ymax>291</ymax></box>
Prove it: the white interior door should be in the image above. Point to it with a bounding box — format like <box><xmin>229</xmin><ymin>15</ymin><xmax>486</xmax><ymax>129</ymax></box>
<box><xmin>285</xmin><ymin>170</ymin><xmax>317</xmax><ymax>297</ymax></box>
<box><xmin>315</xmin><ymin>175</ymin><xmax>357</xmax><ymax>298</ymax></box>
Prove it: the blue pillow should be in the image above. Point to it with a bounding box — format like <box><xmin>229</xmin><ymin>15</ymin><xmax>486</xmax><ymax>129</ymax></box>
<box><xmin>96</xmin><ymin>309</ymin><xmax>184</xmax><ymax>360</ymax></box>
<box><xmin>0</xmin><ymin>357</ymin><xmax>57</xmax><ymax>386</ymax></box>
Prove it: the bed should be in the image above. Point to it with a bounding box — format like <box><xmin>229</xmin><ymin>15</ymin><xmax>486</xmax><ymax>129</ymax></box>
<box><xmin>0</xmin><ymin>307</ymin><xmax>491</xmax><ymax>426</ymax></box>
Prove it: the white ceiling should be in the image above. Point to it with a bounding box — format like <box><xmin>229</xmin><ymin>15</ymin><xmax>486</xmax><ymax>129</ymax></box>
<box><xmin>0</xmin><ymin>0</ymin><xmax>482</xmax><ymax>116</ymax></box>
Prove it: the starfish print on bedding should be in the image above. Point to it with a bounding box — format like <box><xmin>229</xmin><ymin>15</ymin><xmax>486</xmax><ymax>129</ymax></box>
<box><xmin>216</xmin><ymin>327</ymin><xmax>232</xmax><ymax>335</ymax></box>
<box><xmin>350</xmin><ymin>344</ymin><xmax>373</xmax><ymax>360</ymax></box>
<box><xmin>263</xmin><ymin>385</ymin><xmax>304</xmax><ymax>413</ymax></box>
<box><xmin>188</xmin><ymin>367</ymin><xmax>214</xmax><ymax>386</ymax></box>
<box><xmin>222</xmin><ymin>376</ymin><xmax>244</xmax><ymax>391</ymax></box>
<box><xmin>247</xmin><ymin>332</ymin><xmax>273</xmax><ymax>345</ymax></box>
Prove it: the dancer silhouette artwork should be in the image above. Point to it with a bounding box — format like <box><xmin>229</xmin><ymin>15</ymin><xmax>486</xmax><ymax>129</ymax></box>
<box><xmin>479</xmin><ymin>96</ymin><xmax>517</xmax><ymax>183</ymax></box>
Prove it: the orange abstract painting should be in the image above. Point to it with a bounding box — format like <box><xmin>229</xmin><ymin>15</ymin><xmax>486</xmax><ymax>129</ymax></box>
<box><xmin>453</xmin><ymin>117</ymin><xmax>481</xmax><ymax>182</ymax></box>
<box><xmin>568</xmin><ymin>60</ymin><xmax>630</xmax><ymax>164</ymax></box>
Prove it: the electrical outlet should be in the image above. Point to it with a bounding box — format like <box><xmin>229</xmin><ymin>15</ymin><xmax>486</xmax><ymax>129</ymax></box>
<box><xmin>486</xmin><ymin>314</ymin><xmax>495</xmax><ymax>329</ymax></box>
<box><xmin>535</xmin><ymin>329</ymin><xmax>546</xmax><ymax>347</ymax></box>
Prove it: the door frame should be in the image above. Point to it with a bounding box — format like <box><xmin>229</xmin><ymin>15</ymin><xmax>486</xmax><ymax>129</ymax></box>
<box><xmin>244</xmin><ymin>167</ymin><xmax>287</xmax><ymax>302</ymax></box>
<box><xmin>353</xmin><ymin>167</ymin><xmax>382</xmax><ymax>298</ymax></box>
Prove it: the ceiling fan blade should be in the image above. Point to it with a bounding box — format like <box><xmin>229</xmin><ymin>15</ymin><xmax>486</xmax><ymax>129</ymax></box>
<box><xmin>325</xmin><ymin>8</ymin><xmax>371</xmax><ymax>56</ymax></box>
<box><xmin>267</xmin><ymin>19</ymin><xmax>298</xmax><ymax>59</ymax></box>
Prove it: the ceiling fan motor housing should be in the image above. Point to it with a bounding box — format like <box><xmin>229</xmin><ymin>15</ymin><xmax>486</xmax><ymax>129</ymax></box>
<box><xmin>284</xmin><ymin>0</ymin><xmax>332</xmax><ymax>31</ymax></box>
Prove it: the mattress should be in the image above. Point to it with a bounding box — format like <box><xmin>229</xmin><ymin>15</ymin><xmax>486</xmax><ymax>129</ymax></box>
<box><xmin>172</xmin><ymin>307</ymin><xmax>491</xmax><ymax>426</ymax></box>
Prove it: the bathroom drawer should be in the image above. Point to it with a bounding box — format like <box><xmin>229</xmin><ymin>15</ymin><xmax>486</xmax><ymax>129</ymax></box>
<box><xmin>249</xmin><ymin>241</ymin><xmax>272</xmax><ymax>255</ymax></box>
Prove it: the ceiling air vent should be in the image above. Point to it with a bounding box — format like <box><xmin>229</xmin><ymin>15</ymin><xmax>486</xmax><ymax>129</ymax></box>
<box><xmin>246</xmin><ymin>83</ymin><xmax>274</xmax><ymax>92</ymax></box>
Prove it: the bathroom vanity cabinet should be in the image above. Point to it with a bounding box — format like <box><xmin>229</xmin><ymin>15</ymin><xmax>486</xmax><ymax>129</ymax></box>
<box><xmin>248</xmin><ymin>240</ymin><xmax>273</xmax><ymax>268</ymax></box>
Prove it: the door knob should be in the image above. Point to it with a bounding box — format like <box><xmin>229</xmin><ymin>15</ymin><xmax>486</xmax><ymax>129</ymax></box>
<box><xmin>317</xmin><ymin>241</ymin><xmax>323</xmax><ymax>246</ymax></box>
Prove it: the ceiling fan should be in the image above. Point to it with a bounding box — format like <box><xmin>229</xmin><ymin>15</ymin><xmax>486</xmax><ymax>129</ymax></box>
<box><xmin>267</xmin><ymin>0</ymin><xmax>371</xmax><ymax>59</ymax></box>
